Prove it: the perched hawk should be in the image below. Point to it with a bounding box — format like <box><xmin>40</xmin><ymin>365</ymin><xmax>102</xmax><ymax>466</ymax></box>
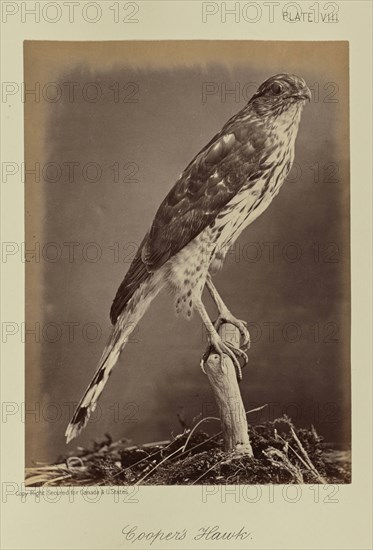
<box><xmin>66</xmin><ymin>73</ymin><xmax>310</xmax><ymax>443</ymax></box>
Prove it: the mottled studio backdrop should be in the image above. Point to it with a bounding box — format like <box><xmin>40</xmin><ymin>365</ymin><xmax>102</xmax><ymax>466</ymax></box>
<box><xmin>25</xmin><ymin>41</ymin><xmax>350</xmax><ymax>466</ymax></box>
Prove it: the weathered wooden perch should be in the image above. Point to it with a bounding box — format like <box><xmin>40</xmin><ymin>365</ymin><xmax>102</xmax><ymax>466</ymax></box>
<box><xmin>203</xmin><ymin>322</ymin><xmax>253</xmax><ymax>456</ymax></box>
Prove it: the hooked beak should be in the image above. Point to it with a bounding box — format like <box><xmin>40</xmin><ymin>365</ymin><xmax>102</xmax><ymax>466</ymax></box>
<box><xmin>296</xmin><ymin>86</ymin><xmax>312</xmax><ymax>102</ymax></box>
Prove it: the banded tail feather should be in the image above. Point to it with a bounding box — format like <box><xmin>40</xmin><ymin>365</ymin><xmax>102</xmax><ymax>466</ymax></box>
<box><xmin>65</xmin><ymin>272</ymin><xmax>164</xmax><ymax>443</ymax></box>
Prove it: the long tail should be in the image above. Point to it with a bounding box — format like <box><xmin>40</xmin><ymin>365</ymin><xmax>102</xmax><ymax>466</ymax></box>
<box><xmin>65</xmin><ymin>274</ymin><xmax>162</xmax><ymax>443</ymax></box>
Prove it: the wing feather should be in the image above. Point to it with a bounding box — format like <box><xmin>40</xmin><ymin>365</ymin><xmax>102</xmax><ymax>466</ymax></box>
<box><xmin>143</xmin><ymin>117</ymin><xmax>266</xmax><ymax>270</ymax></box>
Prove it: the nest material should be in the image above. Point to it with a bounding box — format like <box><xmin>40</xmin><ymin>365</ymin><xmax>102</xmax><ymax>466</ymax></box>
<box><xmin>25</xmin><ymin>415</ymin><xmax>351</xmax><ymax>486</ymax></box>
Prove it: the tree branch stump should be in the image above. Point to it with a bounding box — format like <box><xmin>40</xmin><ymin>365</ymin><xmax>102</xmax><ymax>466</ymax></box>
<box><xmin>204</xmin><ymin>322</ymin><xmax>253</xmax><ymax>456</ymax></box>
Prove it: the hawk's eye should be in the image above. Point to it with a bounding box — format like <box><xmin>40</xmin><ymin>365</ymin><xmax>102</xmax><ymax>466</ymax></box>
<box><xmin>271</xmin><ymin>82</ymin><xmax>283</xmax><ymax>95</ymax></box>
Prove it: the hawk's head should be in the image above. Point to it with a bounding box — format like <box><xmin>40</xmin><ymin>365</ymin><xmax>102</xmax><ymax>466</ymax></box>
<box><xmin>250</xmin><ymin>74</ymin><xmax>311</xmax><ymax>116</ymax></box>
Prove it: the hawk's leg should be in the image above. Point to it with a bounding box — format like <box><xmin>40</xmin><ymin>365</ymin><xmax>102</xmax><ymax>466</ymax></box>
<box><xmin>205</xmin><ymin>274</ymin><xmax>250</xmax><ymax>351</ymax></box>
<box><xmin>194</xmin><ymin>297</ymin><xmax>247</xmax><ymax>381</ymax></box>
